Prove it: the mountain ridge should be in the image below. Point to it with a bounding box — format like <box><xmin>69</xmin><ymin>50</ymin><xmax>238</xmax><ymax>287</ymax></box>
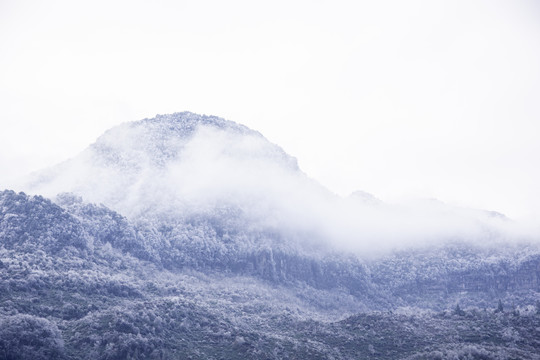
<box><xmin>22</xmin><ymin>112</ymin><xmax>526</xmax><ymax>255</ymax></box>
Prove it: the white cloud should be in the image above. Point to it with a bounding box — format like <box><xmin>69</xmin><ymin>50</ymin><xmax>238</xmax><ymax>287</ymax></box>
<box><xmin>19</xmin><ymin>117</ymin><xmax>538</xmax><ymax>256</ymax></box>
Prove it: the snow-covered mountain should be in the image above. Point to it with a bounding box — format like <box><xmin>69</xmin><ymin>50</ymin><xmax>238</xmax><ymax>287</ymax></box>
<box><xmin>2</xmin><ymin>112</ymin><xmax>540</xmax><ymax>359</ymax></box>
<box><xmin>26</xmin><ymin>113</ymin><xmax>343</xmax><ymax>246</ymax></box>
<box><xmin>23</xmin><ymin>112</ymin><xmax>522</xmax><ymax>254</ymax></box>
<box><xmin>26</xmin><ymin>113</ymin><xmax>302</xmax><ymax>216</ymax></box>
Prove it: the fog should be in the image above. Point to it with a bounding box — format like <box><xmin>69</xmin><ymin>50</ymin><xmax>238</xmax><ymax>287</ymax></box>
<box><xmin>2</xmin><ymin>1</ymin><xmax>540</xmax><ymax>223</ymax></box>
<box><xmin>19</xmin><ymin>117</ymin><xmax>538</xmax><ymax>255</ymax></box>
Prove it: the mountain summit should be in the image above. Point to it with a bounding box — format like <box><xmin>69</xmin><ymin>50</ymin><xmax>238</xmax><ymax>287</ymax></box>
<box><xmin>89</xmin><ymin>112</ymin><xmax>299</xmax><ymax>170</ymax></box>
<box><xmin>25</xmin><ymin>112</ymin><xmax>312</xmax><ymax>222</ymax></box>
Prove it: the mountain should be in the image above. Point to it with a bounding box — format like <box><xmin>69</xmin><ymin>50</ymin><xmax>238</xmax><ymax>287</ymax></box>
<box><xmin>26</xmin><ymin>112</ymin><xmax>306</xmax><ymax>220</ymax></box>
<box><xmin>24</xmin><ymin>112</ymin><xmax>522</xmax><ymax>251</ymax></box>
<box><xmin>2</xmin><ymin>112</ymin><xmax>540</xmax><ymax>359</ymax></box>
<box><xmin>2</xmin><ymin>189</ymin><xmax>540</xmax><ymax>359</ymax></box>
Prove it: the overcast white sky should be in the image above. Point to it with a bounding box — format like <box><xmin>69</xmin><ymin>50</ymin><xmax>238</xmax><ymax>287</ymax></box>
<box><xmin>1</xmin><ymin>0</ymin><xmax>539</xmax><ymax>221</ymax></box>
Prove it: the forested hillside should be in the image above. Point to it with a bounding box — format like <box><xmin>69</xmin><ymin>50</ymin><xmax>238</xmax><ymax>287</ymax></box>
<box><xmin>2</xmin><ymin>113</ymin><xmax>540</xmax><ymax>359</ymax></box>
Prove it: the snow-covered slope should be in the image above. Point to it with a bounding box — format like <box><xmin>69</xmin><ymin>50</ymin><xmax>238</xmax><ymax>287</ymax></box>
<box><xmin>27</xmin><ymin>113</ymin><xmax>297</xmax><ymax>211</ymax></box>
<box><xmin>25</xmin><ymin>113</ymin><xmax>337</xmax><ymax>237</ymax></box>
<box><xmin>22</xmin><ymin>112</ymin><xmax>528</xmax><ymax>254</ymax></box>
<box><xmin>4</xmin><ymin>189</ymin><xmax>540</xmax><ymax>359</ymax></box>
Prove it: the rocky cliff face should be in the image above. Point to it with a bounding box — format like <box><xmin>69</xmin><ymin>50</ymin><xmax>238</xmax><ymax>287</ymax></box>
<box><xmin>368</xmin><ymin>244</ymin><xmax>540</xmax><ymax>309</ymax></box>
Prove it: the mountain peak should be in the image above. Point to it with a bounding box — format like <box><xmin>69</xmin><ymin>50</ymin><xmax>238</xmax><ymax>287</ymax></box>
<box><xmin>141</xmin><ymin>111</ymin><xmax>254</xmax><ymax>134</ymax></box>
<box><xmin>89</xmin><ymin>112</ymin><xmax>293</xmax><ymax>169</ymax></box>
<box><xmin>24</xmin><ymin>112</ymin><xmax>302</xmax><ymax>219</ymax></box>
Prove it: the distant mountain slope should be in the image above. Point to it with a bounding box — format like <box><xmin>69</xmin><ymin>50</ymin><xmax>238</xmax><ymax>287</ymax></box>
<box><xmin>15</xmin><ymin>113</ymin><xmax>538</xmax><ymax>303</ymax></box>
<box><xmin>23</xmin><ymin>112</ymin><xmax>522</xmax><ymax>253</ymax></box>
<box><xmin>1</xmin><ymin>190</ymin><xmax>540</xmax><ymax>359</ymax></box>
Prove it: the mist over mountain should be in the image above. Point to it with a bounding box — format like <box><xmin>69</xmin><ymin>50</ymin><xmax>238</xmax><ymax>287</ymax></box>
<box><xmin>23</xmin><ymin>112</ymin><xmax>528</xmax><ymax>254</ymax></box>
<box><xmin>2</xmin><ymin>112</ymin><xmax>540</xmax><ymax>359</ymax></box>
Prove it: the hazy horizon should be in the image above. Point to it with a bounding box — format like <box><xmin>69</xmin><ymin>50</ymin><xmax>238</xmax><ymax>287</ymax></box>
<box><xmin>1</xmin><ymin>0</ymin><xmax>540</xmax><ymax>222</ymax></box>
